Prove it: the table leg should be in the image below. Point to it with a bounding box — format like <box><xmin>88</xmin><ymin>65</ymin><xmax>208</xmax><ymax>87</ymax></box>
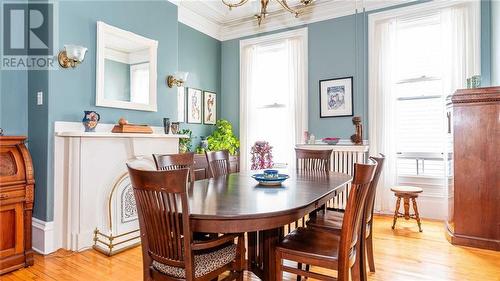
<box><xmin>248</xmin><ymin>232</ymin><xmax>257</xmax><ymax>270</ymax></box>
<box><xmin>262</xmin><ymin>228</ymin><xmax>280</xmax><ymax>281</ymax></box>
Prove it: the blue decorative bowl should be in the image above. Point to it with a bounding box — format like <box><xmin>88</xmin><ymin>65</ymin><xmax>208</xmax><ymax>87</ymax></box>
<box><xmin>252</xmin><ymin>173</ymin><xmax>289</xmax><ymax>186</ymax></box>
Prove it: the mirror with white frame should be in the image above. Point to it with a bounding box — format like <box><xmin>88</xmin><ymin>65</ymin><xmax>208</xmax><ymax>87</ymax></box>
<box><xmin>96</xmin><ymin>21</ymin><xmax>158</xmax><ymax>111</ymax></box>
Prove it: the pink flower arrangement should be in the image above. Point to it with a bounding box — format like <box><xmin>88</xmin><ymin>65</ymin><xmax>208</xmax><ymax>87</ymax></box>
<box><xmin>250</xmin><ymin>141</ymin><xmax>274</xmax><ymax>170</ymax></box>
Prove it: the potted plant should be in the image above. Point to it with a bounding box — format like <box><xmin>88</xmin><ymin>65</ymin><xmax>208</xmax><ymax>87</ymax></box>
<box><xmin>207</xmin><ymin>120</ymin><xmax>239</xmax><ymax>155</ymax></box>
<box><xmin>178</xmin><ymin>129</ymin><xmax>192</xmax><ymax>153</ymax></box>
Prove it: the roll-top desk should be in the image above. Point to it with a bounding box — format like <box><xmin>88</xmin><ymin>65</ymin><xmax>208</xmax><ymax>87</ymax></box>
<box><xmin>0</xmin><ymin>136</ymin><xmax>35</xmax><ymax>274</ymax></box>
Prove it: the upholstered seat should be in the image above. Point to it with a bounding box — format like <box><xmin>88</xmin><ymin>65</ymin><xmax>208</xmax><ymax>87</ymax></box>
<box><xmin>152</xmin><ymin>244</ymin><xmax>237</xmax><ymax>279</ymax></box>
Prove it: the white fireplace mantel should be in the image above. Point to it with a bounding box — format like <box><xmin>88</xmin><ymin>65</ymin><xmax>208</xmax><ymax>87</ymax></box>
<box><xmin>56</xmin><ymin>131</ymin><xmax>188</xmax><ymax>138</ymax></box>
<box><xmin>51</xmin><ymin>121</ymin><xmax>186</xmax><ymax>253</ymax></box>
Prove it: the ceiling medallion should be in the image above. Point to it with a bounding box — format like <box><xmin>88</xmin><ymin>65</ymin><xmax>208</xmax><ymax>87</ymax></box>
<box><xmin>222</xmin><ymin>0</ymin><xmax>314</xmax><ymax>26</ymax></box>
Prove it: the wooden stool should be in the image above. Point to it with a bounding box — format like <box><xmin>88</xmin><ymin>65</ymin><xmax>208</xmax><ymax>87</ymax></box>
<box><xmin>390</xmin><ymin>186</ymin><xmax>423</xmax><ymax>232</ymax></box>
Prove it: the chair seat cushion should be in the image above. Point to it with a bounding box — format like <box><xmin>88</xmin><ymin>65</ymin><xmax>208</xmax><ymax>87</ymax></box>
<box><xmin>307</xmin><ymin>210</ymin><xmax>344</xmax><ymax>231</ymax></box>
<box><xmin>152</xmin><ymin>243</ymin><xmax>237</xmax><ymax>278</ymax></box>
<box><xmin>277</xmin><ymin>227</ymin><xmax>341</xmax><ymax>262</ymax></box>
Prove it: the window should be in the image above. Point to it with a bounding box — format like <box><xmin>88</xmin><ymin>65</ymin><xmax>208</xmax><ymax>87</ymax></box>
<box><xmin>369</xmin><ymin>1</ymin><xmax>480</xmax><ymax>218</ymax></box>
<box><xmin>392</xmin><ymin>13</ymin><xmax>447</xmax><ymax>190</ymax></box>
<box><xmin>240</xmin><ymin>29</ymin><xmax>308</xmax><ymax>171</ymax></box>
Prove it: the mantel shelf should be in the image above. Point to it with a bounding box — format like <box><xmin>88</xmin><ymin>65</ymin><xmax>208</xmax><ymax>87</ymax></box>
<box><xmin>56</xmin><ymin>131</ymin><xmax>188</xmax><ymax>138</ymax></box>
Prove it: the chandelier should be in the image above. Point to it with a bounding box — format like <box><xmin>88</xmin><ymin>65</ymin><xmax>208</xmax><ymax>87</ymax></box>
<box><xmin>222</xmin><ymin>0</ymin><xmax>315</xmax><ymax>25</ymax></box>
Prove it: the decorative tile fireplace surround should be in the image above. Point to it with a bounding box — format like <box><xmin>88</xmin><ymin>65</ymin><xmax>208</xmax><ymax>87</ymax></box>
<box><xmin>50</xmin><ymin>121</ymin><xmax>186</xmax><ymax>254</ymax></box>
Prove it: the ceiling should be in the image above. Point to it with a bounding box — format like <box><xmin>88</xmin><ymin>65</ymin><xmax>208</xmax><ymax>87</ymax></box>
<box><xmin>173</xmin><ymin>0</ymin><xmax>415</xmax><ymax>40</ymax></box>
<box><xmin>180</xmin><ymin>0</ymin><xmax>330</xmax><ymax>25</ymax></box>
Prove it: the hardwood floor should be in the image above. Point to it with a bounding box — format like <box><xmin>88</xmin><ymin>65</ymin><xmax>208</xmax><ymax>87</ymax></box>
<box><xmin>2</xmin><ymin>216</ymin><xmax>499</xmax><ymax>281</ymax></box>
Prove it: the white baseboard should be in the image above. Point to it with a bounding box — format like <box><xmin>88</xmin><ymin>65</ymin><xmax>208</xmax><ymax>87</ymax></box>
<box><xmin>32</xmin><ymin>218</ymin><xmax>56</xmax><ymax>255</ymax></box>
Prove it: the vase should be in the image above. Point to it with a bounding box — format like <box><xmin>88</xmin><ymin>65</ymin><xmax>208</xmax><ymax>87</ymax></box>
<box><xmin>82</xmin><ymin>111</ymin><xmax>100</xmax><ymax>132</ymax></box>
<box><xmin>163</xmin><ymin>118</ymin><xmax>170</xmax><ymax>134</ymax></box>
<box><xmin>170</xmin><ymin>122</ymin><xmax>180</xmax><ymax>134</ymax></box>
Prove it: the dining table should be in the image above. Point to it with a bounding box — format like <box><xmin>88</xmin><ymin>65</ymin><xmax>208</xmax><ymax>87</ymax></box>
<box><xmin>187</xmin><ymin>169</ymin><xmax>352</xmax><ymax>281</ymax></box>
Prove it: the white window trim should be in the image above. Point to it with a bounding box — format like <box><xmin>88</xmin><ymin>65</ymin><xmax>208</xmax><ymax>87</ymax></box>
<box><xmin>239</xmin><ymin>28</ymin><xmax>308</xmax><ymax>171</ymax></box>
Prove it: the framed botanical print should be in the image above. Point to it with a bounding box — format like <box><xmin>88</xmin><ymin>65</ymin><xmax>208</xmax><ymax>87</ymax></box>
<box><xmin>187</xmin><ymin>88</ymin><xmax>202</xmax><ymax>124</ymax></box>
<box><xmin>319</xmin><ymin>76</ymin><xmax>353</xmax><ymax>118</ymax></box>
<box><xmin>203</xmin><ymin>91</ymin><xmax>216</xmax><ymax>125</ymax></box>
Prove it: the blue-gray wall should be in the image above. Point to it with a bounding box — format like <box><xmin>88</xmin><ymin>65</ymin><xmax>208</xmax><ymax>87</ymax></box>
<box><xmin>178</xmin><ymin>23</ymin><xmax>221</xmax><ymax>147</ymax></box>
<box><xmin>222</xmin><ymin>15</ymin><xmax>367</xmax><ymax>140</ymax></box>
<box><xmin>22</xmin><ymin>1</ymin><xmax>221</xmax><ymax>221</ymax></box>
<box><xmin>220</xmin><ymin>1</ymin><xmax>494</xmax><ymax>139</ymax></box>
<box><xmin>0</xmin><ymin>71</ymin><xmax>28</xmax><ymax>136</ymax></box>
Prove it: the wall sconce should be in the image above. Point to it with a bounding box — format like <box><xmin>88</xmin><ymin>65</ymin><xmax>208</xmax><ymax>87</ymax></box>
<box><xmin>167</xmin><ymin>71</ymin><xmax>189</xmax><ymax>88</ymax></box>
<box><xmin>58</xmin><ymin>45</ymin><xmax>87</xmax><ymax>68</ymax></box>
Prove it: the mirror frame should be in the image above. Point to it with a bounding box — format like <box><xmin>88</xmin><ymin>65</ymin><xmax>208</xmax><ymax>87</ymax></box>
<box><xmin>96</xmin><ymin>21</ymin><xmax>158</xmax><ymax>111</ymax></box>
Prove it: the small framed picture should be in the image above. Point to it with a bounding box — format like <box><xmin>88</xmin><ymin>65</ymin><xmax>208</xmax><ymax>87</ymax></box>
<box><xmin>187</xmin><ymin>88</ymin><xmax>202</xmax><ymax>124</ymax></box>
<box><xmin>203</xmin><ymin>91</ymin><xmax>216</xmax><ymax>125</ymax></box>
<box><xmin>319</xmin><ymin>76</ymin><xmax>353</xmax><ymax>118</ymax></box>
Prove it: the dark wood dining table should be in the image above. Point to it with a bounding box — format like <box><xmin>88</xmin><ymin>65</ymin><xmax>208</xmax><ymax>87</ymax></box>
<box><xmin>187</xmin><ymin>170</ymin><xmax>352</xmax><ymax>281</ymax></box>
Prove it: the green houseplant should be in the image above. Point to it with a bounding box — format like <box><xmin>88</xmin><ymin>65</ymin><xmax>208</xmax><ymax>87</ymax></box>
<box><xmin>207</xmin><ymin>120</ymin><xmax>239</xmax><ymax>155</ymax></box>
<box><xmin>178</xmin><ymin>129</ymin><xmax>192</xmax><ymax>153</ymax></box>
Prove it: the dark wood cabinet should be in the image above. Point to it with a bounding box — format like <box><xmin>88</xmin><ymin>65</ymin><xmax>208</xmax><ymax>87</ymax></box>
<box><xmin>446</xmin><ymin>87</ymin><xmax>500</xmax><ymax>251</ymax></box>
<box><xmin>193</xmin><ymin>154</ymin><xmax>239</xmax><ymax>180</ymax></box>
<box><xmin>0</xmin><ymin>136</ymin><xmax>35</xmax><ymax>274</ymax></box>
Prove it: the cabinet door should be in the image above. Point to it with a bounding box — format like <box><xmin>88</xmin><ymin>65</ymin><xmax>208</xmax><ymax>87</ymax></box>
<box><xmin>0</xmin><ymin>202</ymin><xmax>24</xmax><ymax>258</ymax></box>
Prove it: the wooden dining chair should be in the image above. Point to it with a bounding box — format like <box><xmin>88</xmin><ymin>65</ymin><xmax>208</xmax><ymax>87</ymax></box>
<box><xmin>275</xmin><ymin>162</ymin><xmax>377</xmax><ymax>281</ymax></box>
<box><xmin>153</xmin><ymin>152</ymin><xmax>196</xmax><ymax>183</ymax></box>
<box><xmin>205</xmin><ymin>150</ymin><xmax>231</xmax><ymax>178</ymax></box>
<box><xmin>153</xmin><ymin>152</ymin><xmax>218</xmax><ymax>239</ymax></box>
<box><xmin>295</xmin><ymin>148</ymin><xmax>333</xmax><ymax>171</ymax></box>
<box><xmin>307</xmin><ymin>154</ymin><xmax>385</xmax><ymax>279</ymax></box>
<box><xmin>127</xmin><ymin>165</ymin><xmax>245</xmax><ymax>281</ymax></box>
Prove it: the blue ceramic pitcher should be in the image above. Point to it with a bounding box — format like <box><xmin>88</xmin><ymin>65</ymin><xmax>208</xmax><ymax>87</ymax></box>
<box><xmin>82</xmin><ymin>111</ymin><xmax>100</xmax><ymax>132</ymax></box>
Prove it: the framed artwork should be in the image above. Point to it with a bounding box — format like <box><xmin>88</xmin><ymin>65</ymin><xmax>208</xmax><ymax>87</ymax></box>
<box><xmin>319</xmin><ymin>76</ymin><xmax>353</xmax><ymax>118</ymax></box>
<box><xmin>203</xmin><ymin>91</ymin><xmax>216</xmax><ymax>125</ymax></box>
<box><xmin>187</xmin><ymin>88</ymin><xmax>202</xmax><ymax>124</ymax></box>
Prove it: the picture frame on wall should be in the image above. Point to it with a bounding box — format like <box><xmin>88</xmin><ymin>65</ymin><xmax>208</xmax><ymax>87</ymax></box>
<box><xmin>319</xmin><ymin>76</ymin><xmax>354</xmax><ymax>118</ymax></box>
<box><xmin>203</xmin><ymin>91</ymin><xmax>216</xmax><ymax>125</ymax></box>
<box><xmin>187</xmin><ymin>88</ymin><xmax>202</xmax><ymax>124</ymax></box>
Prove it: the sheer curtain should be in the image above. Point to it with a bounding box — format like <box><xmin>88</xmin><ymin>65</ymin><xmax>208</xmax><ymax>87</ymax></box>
<box><xmin>286</xmin><ymin>37</ymin><xmax>308</xmax><ymax>170</ymax></box>
<box><xmin>369</xmin><ymin>19</ymin><xmax>398</xmax><ymax>213</ymax></box>
<box><xmin>239</xmin><ymin>29</ymin><xmax>308</xmax><ymax>171</ymax></box>
<box><xmin>369</xmin><ymin>2</ymin><xmax>480</xmax><ymax>214</ymax></box>
<box><xmin>442</xmin><ymin>2</ymin><xmax>481</xmax><ymax>94</ymax></box>
<box><xmin>239</xmin><ymin>45</ymin><xmax>256</xmax><ymax>171</ymax></box>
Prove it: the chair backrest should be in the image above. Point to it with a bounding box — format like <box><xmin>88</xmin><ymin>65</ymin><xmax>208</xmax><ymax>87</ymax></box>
<box><xmin>295</xmin><ymin>148</ymin><xmax>333</xmax><ymax>171</ymax></box>
<box><xmin>337</xmin><ymin>162</ymin><xmax>377</xmax><ymax>280</ymax></box>
<box><xmin>153</xmin><ymin>152</ymin><xmax>196</xmax><ymax>182</ymax></box>
<box><xmin>365</xmin><ymin>154</ymin><xmax>385</xmax><ymax>225</ymax></box>
<box><xmin>205</xmin><ymin>150</ymin><xmax>231</xmax><ymax>178</ymax></box>
<box><xmin>127</xmin><ymin>165</ymin><xmax>194</xmax><ymax>278</ymax></box>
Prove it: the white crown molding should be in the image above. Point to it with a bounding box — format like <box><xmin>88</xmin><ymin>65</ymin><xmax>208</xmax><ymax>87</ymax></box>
<box><xmin>175</xmin><ymin>0</ymin><xmax>416</xmax><ymax>41</ymax></box>
<box><xmin>178</xmin><ymin>3</ymin><xmax>223</xmax><ymax>41</ymax></box>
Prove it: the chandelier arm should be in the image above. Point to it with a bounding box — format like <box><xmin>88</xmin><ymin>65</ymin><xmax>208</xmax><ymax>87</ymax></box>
<box><xmin>222</xmin><ymin>0</ymin><xmax>250</xmax><ymax>8</ymax></box>
<box><xmin>275</xmin><ymin>0</ymin><xmax>300</xmax><ymax>16</ymax></box>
